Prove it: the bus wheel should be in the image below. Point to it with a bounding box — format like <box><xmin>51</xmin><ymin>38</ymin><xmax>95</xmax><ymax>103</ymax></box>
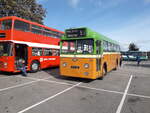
<box><xmin>98</xmin><ymin>74</ymin><xmax>104</xmax><ymax>80</ymax></box>
<box><xmin>114</xmin><ymin>60</ymin><xmax>118</xmax><ymax>70</ymax></box>
<box><xmin>30</xmin><ymin>61</ymin><xmax>40</xmax><ymax>73</ymax></box>
<box><xmin>103</xmin><ymin>64</ymin><xmax>107</xmax><ymax>76</ymax></box>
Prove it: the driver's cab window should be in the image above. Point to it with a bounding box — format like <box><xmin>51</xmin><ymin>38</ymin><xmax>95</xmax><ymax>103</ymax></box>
<box><xmin>77</xmin><ymin>39</ymin><xmax>93</xmax><ymax>54</ymax></box>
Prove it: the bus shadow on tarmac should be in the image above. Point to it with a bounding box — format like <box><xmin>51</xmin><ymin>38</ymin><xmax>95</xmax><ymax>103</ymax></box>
<box><xmin>0</xmin><ymin>71</ymin><xmax>17</xmax><ymax>76</ymax></box>
<box><xmin>43</xmin><ymin>67</ymin><xmax>95</xmax><ymax>83</ymax></box>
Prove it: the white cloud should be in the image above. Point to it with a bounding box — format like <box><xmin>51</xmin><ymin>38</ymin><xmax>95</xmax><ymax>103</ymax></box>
<box><xmin>144</xmin><ymin>0</ymin><xmax>150</xmax><ymax>3</ymax></box>
<box><xmin>68</xmin><ymin>0</ymin><xmax>80</xmax><ymax>8</ymax></box>
<box><xmin>107</xmin><ymin>15</ymin><xmax>150</xmax><ymax>51</ymax></box>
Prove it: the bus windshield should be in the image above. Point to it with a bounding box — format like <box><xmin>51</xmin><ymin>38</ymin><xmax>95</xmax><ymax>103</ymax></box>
<box><xmin>61</xmin><ymin>39</ymin><xmax>94</xmax><ymax>54</ymax></box>
<box><xmin>0</xmin><ymin>42</ymin><xmax>12</xmax><ymax>56</ymax></box>
<box><xmin>0</xmin><ymin>19</ymin><xmax>12</xmax><ymax>30</ymax></box>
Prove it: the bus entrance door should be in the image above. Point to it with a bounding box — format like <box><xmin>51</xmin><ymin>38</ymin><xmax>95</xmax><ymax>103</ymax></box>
<box><xmin>96</xmin><ymin>41</ymin><xmax>101</xmax><ymax>78</ymax></box>
<box><xmin>15</xmin><ymin>44</ymin><xmax>28</xmax><ymax>70</ymax></box>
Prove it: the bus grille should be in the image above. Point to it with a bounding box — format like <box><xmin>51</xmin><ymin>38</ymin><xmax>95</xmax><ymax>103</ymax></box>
<box><xmin>71</xmin><ymin>66</ymin><xmax>80</xmax><ymax>69</ymax></box>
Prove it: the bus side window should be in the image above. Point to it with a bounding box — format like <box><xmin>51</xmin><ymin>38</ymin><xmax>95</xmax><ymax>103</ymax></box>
<box><xmin>31</xmin><ymin>25</ymin><xmax>43</xmax><ymax>35</ymax></box>
<box><xmin>14</xmin><ymin>20</ymin><xmax>30</xmax><ymax>32</ymax></box>
<box><xmin>52</xmin><ymin>49</ymin><xmax>59</xmax><ymax>56</ymax></box>
<box><xmin>1</xmin><ymin>20</ymin><xmax>12</xmax><ymax>30</ymax></box>
<box><xmin>107</xmin><ymin>42</ymin><xmax>111</xmax><ymax>52</ymax></box>
<box><xmin>43</xmin><ymin>28</ymin><xmax>53</xmax><ymax>37</ymax></box>
<box><xmin>32</xmin><ymin>48</ymin><xmax>42</xmax><ymax>56</ymax></box>
<box><xmin>103</xmin><ymin>41</ymin><xmax>108</xmax><ymax>52</ymax></box>
<box><xmin>44</xmin><ymin>49</ymin><xmax>52</xmax><ymax>56</ymax></box>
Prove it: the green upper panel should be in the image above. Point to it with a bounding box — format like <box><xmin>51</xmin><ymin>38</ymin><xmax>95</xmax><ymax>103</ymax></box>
<box><xmin>61</xmin><ymin>27</ymin><xmax>119</xmax><ymax>45</ymax></box>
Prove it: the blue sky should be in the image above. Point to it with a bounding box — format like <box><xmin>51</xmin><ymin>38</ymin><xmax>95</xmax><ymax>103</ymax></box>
<box><xmin>38</xmin><ymin>0</ymin><xmax>150</xmax><ymax>51</ymax></box>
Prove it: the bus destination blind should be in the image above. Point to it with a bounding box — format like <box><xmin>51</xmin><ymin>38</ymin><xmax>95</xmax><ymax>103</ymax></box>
<box><xmin>66</xmin><ymin>28</ymin><xmax>86</xmax><ymax>38</ymax></box>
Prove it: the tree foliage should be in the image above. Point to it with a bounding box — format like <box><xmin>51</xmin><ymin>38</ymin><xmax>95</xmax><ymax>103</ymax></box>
<box><xmin>0</xmin><ymin>0</ymin><xmax>46</xmax><ymax>24</ymax></box>
<box><xmin>128</xmin><ymin>43</ymin><xmax>139</xmax><ymax>51</ymax></box>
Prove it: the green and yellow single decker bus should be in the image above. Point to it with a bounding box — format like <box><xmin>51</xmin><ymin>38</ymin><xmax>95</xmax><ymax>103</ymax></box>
<box><xmin>60</xmin><ymin>27</ymin><xmax>121</xmax><ymax>79</ymax></box>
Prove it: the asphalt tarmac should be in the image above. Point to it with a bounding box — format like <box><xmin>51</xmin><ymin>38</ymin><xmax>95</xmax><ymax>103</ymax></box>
<box><xmin>0</xmin><ymin>61</ymin><xmax>149</xmax><ymax>113</ymax></box>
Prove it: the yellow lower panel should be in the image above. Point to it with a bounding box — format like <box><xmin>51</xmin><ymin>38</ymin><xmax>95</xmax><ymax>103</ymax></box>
<box><xmin>60</xmin><ymin>53</ymin><xmax>120</xmax><ymax>79</ymax></box>
<box><xmin>60</xmin><ymin>57</ymin><xmax>100</xmax><ymax>79</ymax></box>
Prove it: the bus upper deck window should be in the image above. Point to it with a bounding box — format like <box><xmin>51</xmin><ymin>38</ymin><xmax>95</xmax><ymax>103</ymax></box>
<box><xmin>1</xmin><ymin>20</ymin><xmax>12</xmax><ymax>30</ymax></box>
<box><xmin>31</xmin><ymin>25</ymin><xmax>43</xmax><ymax>35</ymax></box>
<box><xmin>14</xmin><ymin>20</ymin><xmax>30</xmax><ymax>32</ymax></box>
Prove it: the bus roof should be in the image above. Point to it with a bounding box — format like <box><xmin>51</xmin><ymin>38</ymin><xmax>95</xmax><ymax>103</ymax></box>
<box><xmin>0</xmin><ymin>16</ymin><xmax>64</xmax><ymax>34</ymax></box>
<box><xmin>63</xmin><ymin>27</ymin><xmax>119</xmax><ymax>45</ymax></box>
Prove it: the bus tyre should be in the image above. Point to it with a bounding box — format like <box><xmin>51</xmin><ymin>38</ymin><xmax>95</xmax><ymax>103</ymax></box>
<box><xmin>98</xmin><ymin>75</ymin><xmax>104</xmax><ymax>80</ymax></box>
<box><xmin>114</xmin><ymin>60</ymin><xmax>118</xmax><ymax>70</ymax></box>
<box><xmin>30</xmin><ymin>61</ymin><xmax>40</xmax><ymax>73</ymax></box>
<box><xmin>103</xmin><ymin>64</ymin><xmax>107</xmax><ymax>76</ymax></box>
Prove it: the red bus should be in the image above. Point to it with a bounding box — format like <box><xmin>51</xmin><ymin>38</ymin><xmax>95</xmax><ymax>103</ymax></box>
<box><xmin>0</xmin><ymin>16</ymin><xmax>63</xmax><ymax>72</ymax></box>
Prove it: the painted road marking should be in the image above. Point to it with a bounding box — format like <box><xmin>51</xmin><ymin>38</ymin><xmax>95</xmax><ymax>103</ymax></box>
<box><xmin>116</xmin><ymin>75</ymin><xmax>133</xmax><ymax>113</ymax></box>
<box><xmin>0</xmin><ymin>77</ymin><xmax>52</xmax><ymax>92</ymax></box>
<box><xmin>79</xmin><ymin>85</ymin><xmax>124</xmax><ymax>95</ymax></box>
<box><xmin>128</xmin><ymin>93</ymin><xmax>150</xmax><ymax>99</ymax></box>
<box><xmin>18</xmin><ymin>82</ymin><xmax>82</xmax><ymax>113</ymax></box>
<box><xmin>17</xmin><ymin>76</ymin><xmax>73</xmax><ymax>86</ymax></box>
<box><xmin>18</xmin><ymin>76</ymin><xmax>150</xmax><ymax>99</ymax></box>
<box><xmin>0</xmin><ymin>76</ymin><xmax>16</xmax><ymax>80</ymax></box>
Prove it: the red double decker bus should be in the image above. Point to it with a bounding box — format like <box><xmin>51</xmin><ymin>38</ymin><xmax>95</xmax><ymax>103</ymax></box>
<box><xmin>0</xmin><ymin>16</ymin><xmax>63</xmax><ymax>72</ymax></box>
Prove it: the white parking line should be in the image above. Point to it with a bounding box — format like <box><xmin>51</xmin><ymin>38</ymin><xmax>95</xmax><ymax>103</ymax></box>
<box><xmin>18</xmin><ymin>82</ymin><xmax>81</xmax><ymax>113</ymax></box>
<box><xmin>79</xmin><ymin>85</ymin><xmax>124</xmax><ymax>95</ymax></box>
<box><xmin>17</xmin><ymin>76</ymin><xmax>73</xmax><ymax>86</ymax></box>
<box><xmin>116</xmin><ymin>75</ymin><xmax>133</xmax><ymax>113</ymax></box>
<box><xmin>18</xmin><ymin>76</ymin><xmax>150</xmax><ymax>99</ymax></box>
<box><xmin>18</xmin><ymin>76</ymin><xmax>125</xmax><ymax>94</ymax></box>
<box><xmin>0</xmin><ymin>76</ymin><xmax>15</xmax><ymax>80</ymax></box>
<box><xmin>128</xmin><ymin>93</ymin><xmax>150</xmax><ymax>99</ymax></box>
<box><xmin>0</xmin><ymin>76</ymin><xmax>52</xmax><ymax>92</ymax></box>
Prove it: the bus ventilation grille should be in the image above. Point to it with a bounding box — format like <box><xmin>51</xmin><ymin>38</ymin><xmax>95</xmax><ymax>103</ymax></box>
<box><xmin>71</xmin><ymin>66</ymin><xmax>80</xmax><ymax>69</ymax></box>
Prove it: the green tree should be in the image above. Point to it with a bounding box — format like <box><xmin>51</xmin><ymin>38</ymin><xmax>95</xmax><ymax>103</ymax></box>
<box><xmin>0</xmin><ymin>0</ymin><xmax>46</xmax><ymax>24</ymax></box>
<box><xmin>128</xmin><ymin>43</ymin><xmax>139</xmax><ymax>51</ymax></box>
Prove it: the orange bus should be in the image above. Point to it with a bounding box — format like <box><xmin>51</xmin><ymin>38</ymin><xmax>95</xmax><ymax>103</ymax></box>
<box><xmin>60</xmin><ymin>27</ymin><xmax>121</xmax><ymax>79</ymax></box>
<box><xmin>0</xmin><ymin>16</ymin><xmax>63</xmax><ymax>73</ymax></box>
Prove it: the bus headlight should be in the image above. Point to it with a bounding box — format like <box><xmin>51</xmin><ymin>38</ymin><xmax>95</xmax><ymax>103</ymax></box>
<box><xmin>4</xmin><ymin>62</ymin><xmax>8</xmax><ymax>68</ymax></box>
<box><xmin>63</xmin><ymin>62</ymin><xmax>67</xmax><ymax>67</ymax></box>
<box><xmin>84</xmin><ymin>63</ymin><xmax>89</xmax><ymax>69</ymax></box>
